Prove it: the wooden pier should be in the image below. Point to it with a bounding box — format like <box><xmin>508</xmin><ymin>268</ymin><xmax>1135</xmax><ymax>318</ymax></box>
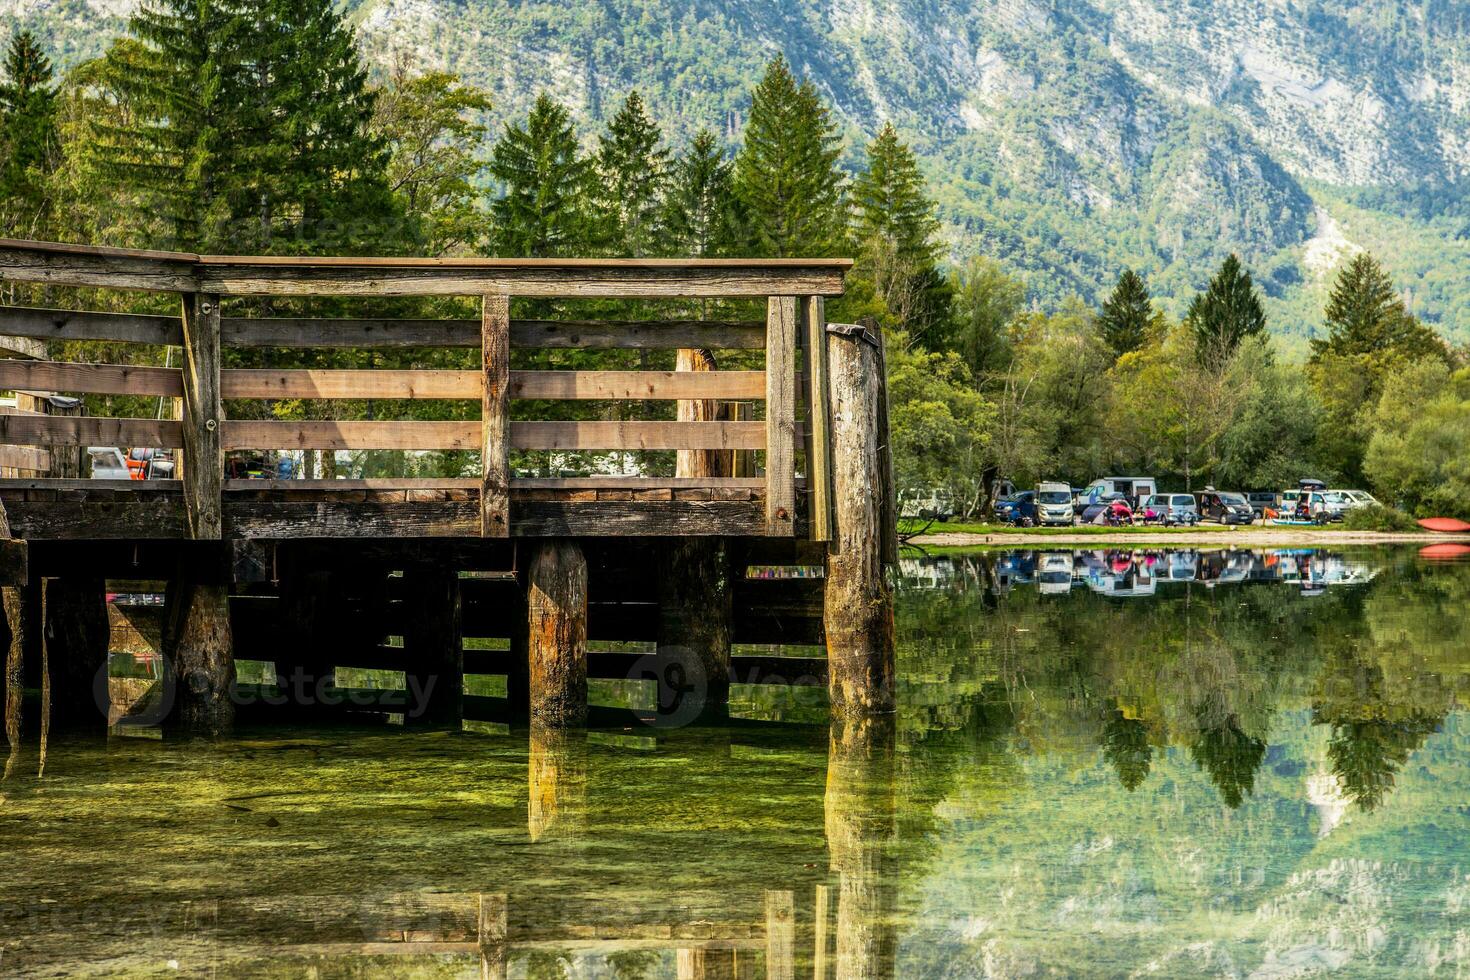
<box><xmin>0</xmin><ymin>239</ymin><xmax>896</xmax><ymax>736</ymax></box>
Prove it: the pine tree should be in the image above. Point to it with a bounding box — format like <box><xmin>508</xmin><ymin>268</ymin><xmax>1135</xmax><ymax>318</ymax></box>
<box><xmin>592</xmin><ymin>91</ymin><xmax>668</xmax><ymax>257</ymax></box>
<box><xmin>733</xmin><ymin>55</ymin><xmax>847</xmax><ymax>257</ymax></box>
<box><xmin>488</xmin><ymin>93</ymin><xmax>593</xmax><ymax>258</ymax></box>
<box><xmin>1310</xmin><ymin>252</ymin><xmax>1447</xmax><ymax>364</ymax></box>
<box><xmin>0</xmin><ymin>30</ymin><xmax>59</xmax><ymax>237</ymax></box>
<box><xmin>661</xmin><ymin>129</ymin><xmax>743</xmax><ymax>257</ymax></box>
<box><xmin>1185</xmin><ymin>254</ymin><xmax>1267</xmax><ymax>367</ymax></box>
<box><xmin>851</xmin><ymin>122</ymin><xmax>949</xmax><ymax>337</ymax></box>
<box><xmin>1098</xmin><ymin>269</ymin><xmax>1155</xmax><ymax>358</ymax></box>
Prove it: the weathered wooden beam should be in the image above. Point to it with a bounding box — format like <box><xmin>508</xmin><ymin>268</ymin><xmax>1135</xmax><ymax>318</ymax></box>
<box><xmin>802</xmin><ymin>296</ymin><xmax>834</xmax><ymax>542</ymax></box>
<box><xmin>526</xmin><ymin>540</ymin><xmax>587</xmax><ymax>725</ymax></box>
<box><xmin>162</xmin><ymin>557</ymin><xmax>235</xmax><ymax>735</ymax></box>
<box><xmin>220</xmin><ymin>419</ymin><xmax>764</xmax><ymax>452</ymax></box>
<box><xmin>223</xmin><ymin>420</ymin><xmax>480</xmax><ymax>451</ymax></box>
<box><xmin>824</xmin><ymin>323</ymin><xmax>896</xmax><ymax>716</ymax></box>
<box><xmin>765</xmin><ymin>297</ymin><xmax>798</xmax><ymax>534</ymax></box>
<box><xmin>0</xmin><ymin>359</ymin><xmax>182</xmax><ymax>397</ymax></box>
<box><xmin>512</xmin><ymin>370</ymin><xmax>765</xmax><ymax>400</ymax></box>
<box><xmin>181</xmin><ymin>293</ymin><xmax>223</xmax><ymax>538</ymax></box>
<box><xmin>513</xmin><ymin>421</ymin><xmax>764</xmax><ymax>451</ymax></box>
<box><xmin>0</xmin><ymin>239</ymin><xmax>200</xmax><ymax>292</ymax></box>
<box><xmin>0</xmin><ymin>305</ymin><xmax>183</xmax><ymax>345</ymax></box>
<box><xmin>482</xmin><ymin>294</ymin><xmax>510</xmax><ymax>537</ymax></box>
<box><xmin>0</xmin><ymin>414</ymin><xmax>181</xmax><ymax>448</ymax></box>
<box><xmin>514</xmin><ymin>320</ymin><xmax>765</xmax><ymax>350</ymax></box>
<box><xmin>0</xmin><ymin>445</ymin><xmax>50</xmax><ymax>471</ymax></box>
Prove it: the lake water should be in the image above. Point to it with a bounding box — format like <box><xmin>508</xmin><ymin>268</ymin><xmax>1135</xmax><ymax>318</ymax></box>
<box><xmin>2</xmin><ymin>546</ymin><xmax>1467</xmax><ymax>977</ymax></box>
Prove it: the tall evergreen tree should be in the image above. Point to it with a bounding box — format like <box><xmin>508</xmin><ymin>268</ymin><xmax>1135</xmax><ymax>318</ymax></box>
<box><xmin>488</xmin><ymin>93</ymin><xmax>593</xmax><ymax>258</ymax></box>
<box><xmin>1098</xmin><ymin>269</ymin><xmax>1155</xmax><ymax>359</ymax></box>
<box><xmin>1185</xmin><ymin>254</ymin><xmax>1267</xmax><ymax>367</ymax></box>
<box><xmin>733</xmin><ymin>55</ymin><xmax>847</xmax><ymax>257</ymax></box>
<box><xmin>851</xmin><ymin>122</ymin><xmax>950</xmax><ymax>338</ymax></box>
<box><xmin>592</xmin><ymin>90</ymin><xmax>668</xmax><ymax>257</ymax></box>
<box><xmin>661</xmin><ymin>129</ymin><xmax>742</xmax><ymax>257</ymax></box>
<box><xmin>0</xmin><ymin>30</ymin><xmax>59</xmax><ymax>237</ymax></box>
<box><xmin>99</xmin><ymin>0</ymin><xmax>393</xmax><ymax>253</ymax></box>
<box><xmin>1310</xmin><ymin>252</ymin><xmax>1448</xmax><ymax>364</ymax></box>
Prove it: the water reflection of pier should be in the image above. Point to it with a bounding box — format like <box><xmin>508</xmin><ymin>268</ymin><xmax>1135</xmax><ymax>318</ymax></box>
<box><xmin>900</xmin><ymin>548</ymin><xmax>1383</xmax><ymax>598</ymax></box>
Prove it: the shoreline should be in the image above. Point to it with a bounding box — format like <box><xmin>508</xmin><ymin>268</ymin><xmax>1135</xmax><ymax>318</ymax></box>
<box><xmin>907</xmin><ymin>528</ymin><xmax>1470</xmax><ymax>548</ymax></box>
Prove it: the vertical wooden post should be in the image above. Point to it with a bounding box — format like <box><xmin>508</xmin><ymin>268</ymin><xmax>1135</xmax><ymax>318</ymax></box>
<box><xmin>43</xmin><ymin>575</ymin><xmax>109</xmax><ymax>732</ymax></box>
<box><xmin>656</xmin><ymin>539</ymin><xmax>731</xmax><ymax>724</ymax></box>
<box><xmin>180</xmin><ymin>292</ymin><xmax>223</xmax><ymax>539</ymax></box>
<box><xmin>677</xmin><ymin>948</ymin><xmax>737</xmax><ymax>979</ymax></box>
<box><xmin>481</xmin><ymin>294</ymin><xmax>511</xmax><ymax>537</ymax></box>
<box><xmin>814</xmin><ymin>883</ymin><xmax>832</xmax><ymax>980</ymax></box>
<box><xmin>824</xmin><ymin>323</ymin><xmax>896</xmax><ymax>716</ymax></box>
<box><xmin>526</xmin><ymin>540</ymin><xmax>587</xmax><ymax>725</ymax></box>
<box><xmin>402</xmin><ymin>565</ymin><xmax>463</xmax><ymax>727</ymax></box>
<box><xmin>802</xmin><ymin>296</ymin><xmax>834</xmax><ymax>542</ymax></box>
<box><xmin>163</xmin><ymin>552</ymin><xmax>234</xmax><ymax>736</ymax></box>
<box><xmin>527</xmin><ymin>722</ymin><xmax>587</xmax><ymax>841</ymax></box>
<box><xmin>765</xmin><ymin>297</ymin><xmax>798</xmax><ymax>534</ymax></box>
<box><xmin>825</xmin><ymin>714</ymin><xmax>898</xmax><ymax>980</ymax></box>
<box><xmin>764</xmin><ymin>890</ymin><xmax>795</xmax><ymax>980</ymax></box>
<box><xmin>477</xmin><ymin>893</ymin><xmax>508</xmax><ymax>980</ymax></box>
<box><xmin>3</xmin><ymin>582</ymin><xmax>26</xmax><ymax>752</ymax></box>
<box><xmin>675</xmin><ymin>347</ymin><xmax>726</xmax><ymax>478</ymax></box>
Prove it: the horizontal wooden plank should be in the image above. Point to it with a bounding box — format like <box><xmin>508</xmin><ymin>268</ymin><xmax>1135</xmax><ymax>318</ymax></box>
<box><xmin>0</xmin><ymin>359</ymin><xmax>182</xmax><ymax>397</ymax></box>
<box><xmin>511</xmin><ymin>370</ymin><xmax>764</xmax><ymax>400</ymax></box>
<box><xmin>0</xmin><ymin>414</ymin><xmax>181</xmax><ymax>447</ymax></box>
<box><xmin>222</xmin><ymin>420</ymin><xmax>479</xmax><ymax>451</ymax></box>
<box><xmin>0</xmin><ymin>239</ymin><xmax>198</xmax><ymax>292</ymax></box>
<box><xmin>223</xmin><ymin>478</ymin><xmax>478</xmax><ymax>491</ymax></box>
<box><xmin>224</xmin><ymin>318</ymin><xmax>765</xmax><ymax>350</ymax></box>
<box><xmin>513</xmin><ymin>500</ymin><xmax>767</xmax><ymax>536</ymax></box>
<box><xmin>222</xmin><ymin>369</ymin><xmax>478</xmax><ymax>400</ymax></box>
<box><xmin>0</xmin><ymin>478</ymin><xmax>175</xmax><ymax>490</ymax></box>
<box><xmin>512</xmin><ymin>421</ymin><xmax>764</xmax><ymax>451</ymax></box>
<box><xmin>0</xmin><ymin>334</ymin><xmax>47</xmax><ymax>359</ymax></box>
<box><xmin>0</xmin><ymin>444</ymin><xmax>51</xmax><ymax>470</ymax></box>
<box><xmin>0</xmin><ymin>306</ymin><xmax>183</xmax><ymax>345</ymax></box>
<box><xmin>512</xmin><ymin>477</ymin><xmax>765</xmax><ymax>489</ymax></box>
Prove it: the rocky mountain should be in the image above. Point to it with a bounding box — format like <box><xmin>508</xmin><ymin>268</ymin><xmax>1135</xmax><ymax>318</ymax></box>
<box><xmin>5</xmin><ymin>0</ymin><xmax>1469</xmax><ymax>349</ymax></box>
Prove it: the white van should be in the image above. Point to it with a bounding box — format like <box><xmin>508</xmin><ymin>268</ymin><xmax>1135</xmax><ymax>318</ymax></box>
<box><xmin>1081</xmin><ymin>476</ymin><xmax>1156</xmax><ymax>508</ymax></box>
<box><xmin>1036</xmin><ymin>482</ymin><xmax>1074</xmax><ymax>526</ymax></box>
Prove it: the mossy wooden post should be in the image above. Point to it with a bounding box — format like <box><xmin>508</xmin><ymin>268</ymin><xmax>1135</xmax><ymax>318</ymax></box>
<box><xmin>766</xmin><ymin>297</ymin><xmax>798</xmax><ymax>533</ymax></box>
<box><xmin>180</xmin><ymin>292</ymin><xmax>223</xmax><ymax>540</ymax></box>
<box><xmin>481</xmin><ymin>294</ymin><xmax>510</xmax><ymax>537</ymax></box>
<box><xmin>823</xmin><ymin>322</ymin><xmax>896</xmax><ymax>715</ymax></box>
<box><xmin>478</xmin><ymin>893</ymin><xmax>508</xmax><ymax>980</ymax></box>
<box><xmin>163</xmin><ymin>551</ymin><xmax>234</xmax><ymax>735</ymax></box>
<box><xmin>825</xmin><ymin>714</ymin><xmax>897</xmax><ymax>980</ymax></box>
<box><xmin>526</xmin><ymin>540</ymin><xmax>587</xmax><ymax>725</ymax></box>
<box><xmin>43</xmin><ymin>575</ymin><xmax>109</xmax><ymax>732</ymax></box>
<box><xmin>528</xmin><ymin>722</ymin><xmax>587</xmax><ymax>841</ymax></box>
<box><xmin>3</xmin><ymin>583</ymin><xmax>27</xmax><ymax>754</ymax></box>
<box><xmin>765</xmin><ymin>890</ymin><xmax>795</xmax><ymax>980</ymax></box>
<box><xmin>658</xmin><ymin>348</ymin><xmax>733</xmax><ymax>722</ymax></box>
<box><xmin>402</xmin><ymin>564</ymin><xmax>463</xmax><ymax>727</ymax></box>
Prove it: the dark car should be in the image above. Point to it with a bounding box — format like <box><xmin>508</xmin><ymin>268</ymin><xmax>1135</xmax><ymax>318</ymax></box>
<box><xmin>1245</xmin><ymin>491</ymin><xmax>1279</xmax><ymax>517</ymax></box>
<box><xmin>994</xmin><ymin>490</ymin><xmax>1037</xmax><ymax>524</ymax></box>
<box><xmin>1080</xmin><ymin>493</ymin><xmax>1132</xmax><ymax>524</ymax></box>
<box><xmin>1197</xmin><ymin>490</ymin><xmax>1256</xmax><ymax>525</ymax></box>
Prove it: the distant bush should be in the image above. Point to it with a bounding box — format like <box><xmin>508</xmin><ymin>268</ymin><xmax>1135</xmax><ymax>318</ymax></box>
<box><xmin>1342</xmin><ymin>504</ymin><xmax>1420</xmax><ymax>532</ymax></box>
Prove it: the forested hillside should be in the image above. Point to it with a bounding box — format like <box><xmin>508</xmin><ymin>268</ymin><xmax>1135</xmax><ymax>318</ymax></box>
<box><xmin>5</xmin><ymin>0</ymin><xmax>1467</xmax><ymax>348</ymax></box>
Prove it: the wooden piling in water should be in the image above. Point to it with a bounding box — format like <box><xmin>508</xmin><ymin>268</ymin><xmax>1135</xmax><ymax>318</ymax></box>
<box><xmin>3</xmin><ymin>583</ymin><xmax>26</xmax><ymax>752</ymax></box>
<box><xmin>825</xmin><ymin>714</ymin><xmax>897</xmax><ymax>980</ymax></box>
<box><xmin>163</xmin><ymin>552</ymin><xmax>235</xmax><ymax>735</ymax></box>
<box><xmin>823</xmin><ymin>322</ymin><xmax>897</xmax><ymax>716</ymax></box>
<box><xmin>526</xmin><ymin>540</ymin><xmax>587</xmax><ymax>725</ymax></box>
<box><xmin>43</xmin><ymin>575</ymin><xmax>109</xmax><ymax>732</ymax></box>
<box><xmin>527</xmin><ymin>722</ymin><xmax>587</xmax><ymax>841</ymax></box>
<box><xmin>402</xmin><ymin>564</ymin><xmax>463</xmax><ymax>727</ymax></box>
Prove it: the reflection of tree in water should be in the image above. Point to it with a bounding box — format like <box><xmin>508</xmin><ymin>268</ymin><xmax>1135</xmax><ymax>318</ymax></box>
<box><xmin>1319</xmin><ymin>714</ymin><xmax>1441</xmax><ymax>812</ymax></box>
<box><xmin>522</xmin><ymin>949</ymin><xmax>572</xmax><ymax>979</ymax></box>
<box><xmin>607</xmin><ymin>949</ymin><xmax>660</xmax><ymax>979</ymax></box>
<box><xmin>1100</xmin><ymin>703</ymin><xmax>1153</xmax><ymax>791</ymax></box>
<box><xmin>1188</xmin><ymin>707</ymin><xmax>1267</xmax><ymax>808</ymax></box>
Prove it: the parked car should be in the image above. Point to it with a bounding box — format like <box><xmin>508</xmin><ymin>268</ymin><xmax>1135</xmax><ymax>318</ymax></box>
<box><xmin>1280</xmin><ymin>489</ymin><xmax>1349</xmax><ymax>522</ymax></box>
<box><xmin>994</xmin><ymin>490</ymin><xmax>1038</xmax><ymax>524</ymax></box>
<box><xmin>1339</xmin><ymin>489</ymin><xmax>1381</xmax><ymax>509</ymax></box>
<box><xmin>1081</xmin><ymin>493</ymin><xmax>1133</xmax><ymax>524</ymax></box>
<box><xmin>899</xmin><ymin>487</ymin><xmax>956</xmax><ymax>522</ymax></box>
<box><xmin>1196</xmin><ymin>489</ymin><xmax>1255</xmax><ymax>525</ymax></box>
<box><xmin>1141</xmin><ymin>493</ymin><xmax>1200</xmax><ymax>526</ymax></box>
<box><xmin>1037</xmin><ymin>553</ymin><xmax>1074</xmax><ymax>595</ymax></box>
<box><xmin>1036</xmin><ymin>482</ymin><xmax>1075</xmax><ymax>527</ymax></box>
<box><xmin>1245</xmin><ymin>491</ymin><xmax>1280</xmax><ymax>517</ymax></box>
<box><xmin>1080</xmin><ymin>476</ymin><xmax>1157</xmax><ymax>508</ymax></box>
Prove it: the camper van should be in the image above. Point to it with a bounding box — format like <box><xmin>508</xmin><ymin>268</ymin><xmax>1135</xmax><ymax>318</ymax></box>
<box><xmin>1036</xmin><ymin>482</ymin><xmax>1075</xmax><ymax>526</ymax></box>
<box><xmin>1078</xmin><ymin>476</ymin><xmax>1156</xmax><ymax>511</ymax></box>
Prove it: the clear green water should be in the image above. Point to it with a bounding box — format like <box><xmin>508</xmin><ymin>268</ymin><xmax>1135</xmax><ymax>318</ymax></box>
<box><xmin>2</xmin><ymin>546</ymin><xmax>1468</xmax><ymax>978</ymax></box>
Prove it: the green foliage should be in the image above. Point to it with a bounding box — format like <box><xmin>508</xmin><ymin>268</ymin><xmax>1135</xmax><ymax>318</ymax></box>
<box><xmin>1341</xmin><ymin>504</ymin><xmax>1420</xmax><ymax>532</ymax></box>
<box><xmin>488</xmin><ymin>92</ymin><xmax>594</xmax><ymax>258</ymax></box>
<box><xmin>659</xmin><ymin>129</ymin><xmax>742</xmax><ymax>258</ymax></box>
<box><xmin>732</xmin><ymin>55</ymin><xmax>847</xmax><ymax>258</ymax></box>
<box><xmin>1185</xmin><ymin>254</ymin><xmax>1267</xmax><ymax>368</ymax></box>
<box><xmin>1362</xmin><ymin>361</ymin><xmax>1470</xmax><ymax>517</ymax></box>
<box><xmin>944</xmin><ymin>255</ymin><xmax>1026</xmax><ymax>378</ymax></box>
<box><xmin>0</xmin><ymin>29</ymin><xmax>59</xmax><ymax>238</ymax></box>
<box><xmin>1312</xmin><ymin>252</ymin><xmax>1448</xmax><ymax>364</ymax></box>
<box><xmin>1097</xmin><ymin>269</ymin><xmax>1156</xmax><ymax>359</ymax></box>
<box><xmin>850</xmin><ymin>122</ymin><xmax>949</xmax><ymax>340</ymax></box>
<box><xmin>371</xmin><ymin>64</ymin><xmax>492</xmax><ymax>255</ymax></box>
<box><xmin>592</xmin><ymin>90</ymin><xmax>668</xmax><ymax>257</ymax></box>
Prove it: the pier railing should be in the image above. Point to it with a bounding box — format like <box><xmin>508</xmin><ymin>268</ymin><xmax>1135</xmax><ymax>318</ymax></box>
<box><xmin>0</xmin><ymin>239</ymin><xmax>848</xmax><ymax>540</ymax></box>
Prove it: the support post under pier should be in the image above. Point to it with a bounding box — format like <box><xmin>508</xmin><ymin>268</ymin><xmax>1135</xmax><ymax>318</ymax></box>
<box><xmin>402</xmin><ymin>564</ymin><xmax>463</xmax><ymax>727</ymax></box>
<box><xmin>163</xmin><ymin>550</ymin><xmax>234</xmax><ymax>736</ymax></box>
<box><xmin>823</xmin><ymin>321</ymin><xmax>897</xmax><ymax>716</ymax></box>
<box><xmin>526</xmin><ymin>540</ymin><xmax>587</xmax><ymax>726</ymax></box>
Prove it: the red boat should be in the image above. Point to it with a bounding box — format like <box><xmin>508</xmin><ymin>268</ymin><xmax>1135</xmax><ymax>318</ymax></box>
<box><xmin>1417</xmin><ymin>517</ymin><xmax>1470</xmax><ymax>533</ymax></box>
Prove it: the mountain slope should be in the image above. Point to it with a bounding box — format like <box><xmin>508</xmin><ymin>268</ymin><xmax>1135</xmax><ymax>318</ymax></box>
<box><xmin>5</xmin><ymin>0</ymin><xmax>1468</xmax><ymax>349</ymax></box>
